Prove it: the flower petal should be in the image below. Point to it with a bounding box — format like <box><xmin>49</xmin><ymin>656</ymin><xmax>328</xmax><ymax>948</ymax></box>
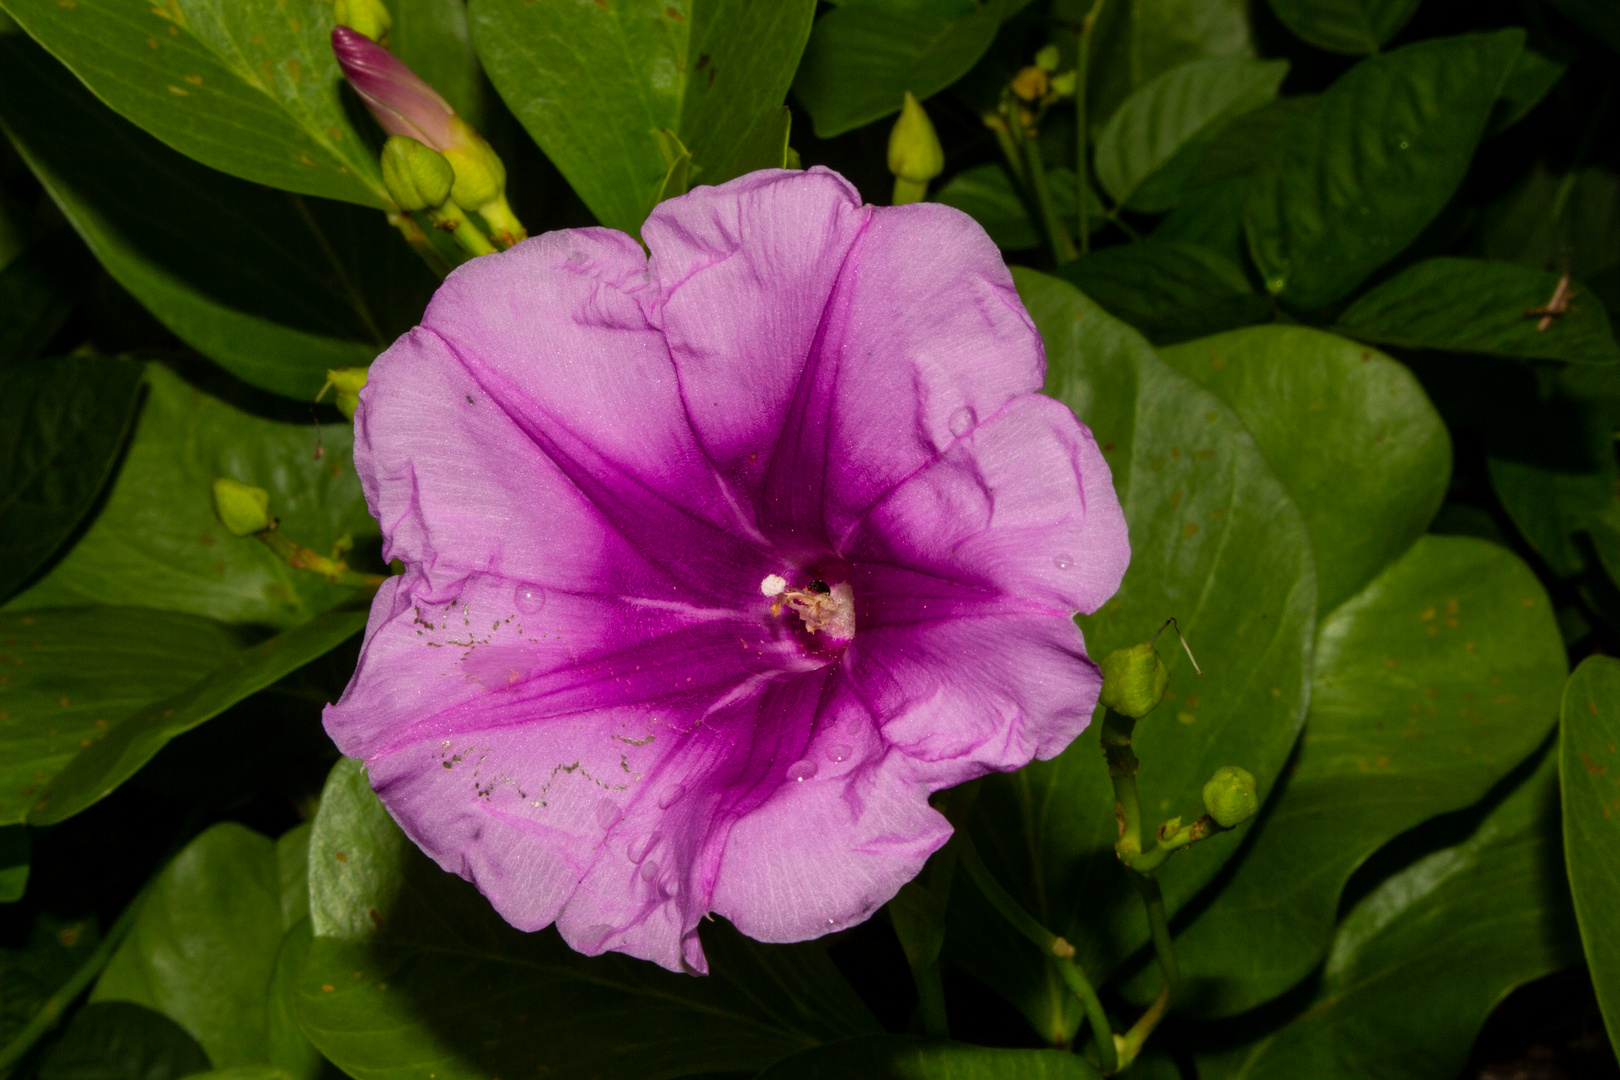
<box><xmin>760</xmin><ymin>200</ymin><xmax>1047</xmax><ymax>546</ymax></box>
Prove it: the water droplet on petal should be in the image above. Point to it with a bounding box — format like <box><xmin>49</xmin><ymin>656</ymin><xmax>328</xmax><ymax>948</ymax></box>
<box><xmin>628</xmin><ymin>832</ymin><xmax>661</xmax><ymax>863</ymax></box>
<box><xmin>514</xmin><ymin>584</ymin><xmax>547</xmax><ymax>615</ymax></box>
<box><xmin>826</xmin><ymin>743</ymin><xmax>853</xmax><ymax>763</ymax></box>
<box><xmin>787</xmin><ymin>759</ymin><xmax>818</xmax><ymax>782</ymax></box>
<box><xmin>639</xmin><ymin>860</ymin><xmax>660</xmax><ymax>882</ymax></box>
<box><xmin>948</xmin><ymin>406</ymin><xmax>976</xmax><ymax>438</ymax></box>
<box><xmin>595</xmin><ymin>798</ymin><xmax>621</xmax><ymax>830</ymax></box>
<box><xmin>1053</xmin><ymin>554</ymin><xmax>1074</xmax><ymax>570</ymax></box>
<box><xmin>658</xmin><ymin>784</ymin><xmax>685</xmax><ymax>809</ymax></box>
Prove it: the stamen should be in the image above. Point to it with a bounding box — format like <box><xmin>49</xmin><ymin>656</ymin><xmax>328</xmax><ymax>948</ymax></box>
<box><xmin>773</xmin><ymin>582</ymin><xmax>856</xmax><ymax>641</ymax></box>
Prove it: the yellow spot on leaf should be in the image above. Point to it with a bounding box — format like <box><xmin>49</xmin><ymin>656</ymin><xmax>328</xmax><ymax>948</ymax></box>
<box><xmin>1183</xmin><ymin>523</ymin><xmax>1199</xmax><ymax>537</ymax></box>
<box><xmin>184</xmin><ymin>74</ymin><xmax>201</xmax><ymax>85</ymax></box>
<box><xmin>287</xmin><ymin>57</ymin><xmax>302</xmax><ymax>83</ymax></box>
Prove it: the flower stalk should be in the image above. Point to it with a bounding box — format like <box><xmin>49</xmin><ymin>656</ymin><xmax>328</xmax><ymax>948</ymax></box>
<box><xmin>957</xmin><ymin>835</ymin><xmax>1118</xmax><ymax>1072</ymax></box>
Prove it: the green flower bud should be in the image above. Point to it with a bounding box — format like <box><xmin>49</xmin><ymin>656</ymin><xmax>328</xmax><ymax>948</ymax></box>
<box><xmin>1202</xmin><ymin>766</ymin><xmax>1259</xmax><ymax>829</ymax></box>
<box><xmin>326</xmin><ymin>367</ymin><xmax>369</xmax><ymax>421</ymax></box>
<box><xmin>1034</xmin><ymin>44</ymin><xmax>1061</xmax><ymax>72</ymax></box>
<box><xmin>212</xmin><ymin>478</ymin><xmax>271</xmax><ymax>537</ymax></box>
<box><xmin>1049</xmin><ymin>70</ymin><xmax>1077</xmax><ymax>97</ymax></box>
<box><xmin>334</xmin><ymin>0</ymin><xmax>392</xmax><ymax>43</ymax></box>
<box><xmin>1098</xmin><ymin>641</ymin><xmax>1169</xmax><ymax>719</ymax></box>
<box><xmin>887</xmin><ymin>91</ymin><xmax>944</xmax><ymax>205</ymax></box>
<box><xmin>442</xmin><ymin>116</ymin><xmax>507</xmax><ymax>213</ymax></box>
<box><xmin>381</xmin><ymin>136</ymin><xmax>454</xmax><ymax>213</ymax></box>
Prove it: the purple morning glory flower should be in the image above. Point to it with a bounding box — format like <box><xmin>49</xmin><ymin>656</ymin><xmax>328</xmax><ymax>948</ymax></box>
<box><xmin>323</xmin><ymin>168</ymin><xmax>1130</xmax><ymax>973</ymax></box>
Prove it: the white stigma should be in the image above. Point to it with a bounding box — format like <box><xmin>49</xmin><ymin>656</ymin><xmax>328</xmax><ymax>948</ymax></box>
<box><xmin>760</xmin><ymin>573</ymin><xmax>788</xmax><ymax>597</ymax></box>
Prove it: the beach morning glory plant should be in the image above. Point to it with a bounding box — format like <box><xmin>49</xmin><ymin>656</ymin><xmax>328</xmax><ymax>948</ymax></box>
<box><xmin>323</xmin><ymin>168</ymin><xmax>1130</xmax><ymax>973</ymax></box>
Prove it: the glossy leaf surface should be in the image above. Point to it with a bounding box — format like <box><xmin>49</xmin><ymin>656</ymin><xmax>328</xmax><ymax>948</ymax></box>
<box><xmin>8</xmin><ymin>364</ymin><xmax>376</xmax><ymax>628</ymax></box>
<box><xmin>471</xmin><ymin>0</ymin><xmax>815</xmax><ymax>233</ymax></box>
<box><xmin>0</xmin><ymin>39</ymin><xmax>434</xmax><ymax>400</ymax></box>
<box><xmin>295</xmin><ymin>759</ymin><xmax>881</xmax><ymax>1080</ymax></box>
<box><xmin>1058</xmin><ymin>241</ymin><xmax>1271</xmax><ymax>346</ymax></box>
<box><xmin>1561</xmin><ymin>656</ymin><xmax>1620</xmax><ymax>1050</ymax></box>
<box><xmin>1267</xmin><ymin>0</ymin><xmax>1420</xmax><ymax>54</ymax></box>
<box><xmin>1245</xmin><ymin>30</ymin><xmax>1524</xmax><ymax>310</ymax></box>
<box><xmin>1337</xmin><ymin>257</ymin><xmax>1620</xmax><ymax>365</ymax></box>
<box><xmin>1144</xmin><ymin>536</ymin><xmax>1565</xmax><ymax>1017</ymax></box>
<box><xmin>0</xmin><ymin>606</ymin><xmax>244</xmax><ymax>826</ymax></box>
<box><xmin>945</xmin><ymin>271</ymin><xmax>1315</xmax><ymax>1043</ymax></box>
<box><xmin>756</xmin><ymin>1036</ymin><xmax>1101</xmax><ymax>1079</ymax></box>
<box><xmin>1200</xmin><ymin>750</ymin><xmax>1580</xmax><ymax>1080</ymax></box>
<box><xmin>1161</xmin><ymin>326</ymin><xmax>1450</xmax><ymax>614</ymax></box>
<box><xmin>0</xmin><ymin>356</ymin><xmax>144</xmax><ymax>603</ymax></box>
<box><xmin>1094</xmin><ymin>58</ymin><xmax>1287</xmax><ymax>212</ymax></box>
<box><xmin>0</xmin><ymin>0</ymin><xmax>386</xmax><ymax>205</ymax></box>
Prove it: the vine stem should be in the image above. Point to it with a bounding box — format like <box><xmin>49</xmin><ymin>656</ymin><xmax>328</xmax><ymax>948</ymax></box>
<box><xmin>956</xmin><ymin>835</ymin><xmax>1118</xmax><ymax>1072</ymax></box>
<box><xmin>1075</xmin><ymin>0</ymin><xmax>1108</xmax><ymax>252</ymax></box>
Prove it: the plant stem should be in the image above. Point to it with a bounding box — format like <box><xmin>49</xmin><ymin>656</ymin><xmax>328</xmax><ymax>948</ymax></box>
<box><xmin>0</xmin><ymin>889</ymin><xmax>148</xmax><ymax>1075</ymax></box>
<box><xmin>1075</xmin><ymin>0</ymin><xmax>1108</xmax><ymax>252</ymax></box>
<box><xmin>957</xmin><ymin>836</ymin><xmax>1118</xmax><ymax>1072</ymax></box>
<box><xmin>387</xmin><ymin>210</ymin><xmax>452</xmax><ymax>278</ymax></box>
<box><xmin>1025</xmin><ymin>137</ymin><xmax>1078</xmax><ymax>265</ymax></box>
<box><xmin>1101</xmin><ymin>708</ymin><xmax>1143</xmax><ymax>860</ymax></box>
<box><xmin>913</xmin><ymin>959</ymin><xmax>950</xmax><ymax>1038</ymax></box>
<box><xmin>1114</xmin><ymin>981</ymin><xmax>1170</xmax><ymax>1069</ymax></box>
<box><xmin>1132</xmin><ymin>872</ymin><xmax>1182</xmax><ymax>1002</ymax></box>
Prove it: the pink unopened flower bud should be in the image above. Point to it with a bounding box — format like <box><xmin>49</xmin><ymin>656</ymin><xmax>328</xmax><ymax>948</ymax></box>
<box><xmin>332</xmin><ymin>27</ymin><xmax>526</xmax><ymax>248</ymax></box>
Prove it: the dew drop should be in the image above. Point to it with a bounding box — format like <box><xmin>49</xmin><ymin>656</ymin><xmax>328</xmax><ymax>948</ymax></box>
<box><xmin>658</xmin><ymin>784</ymin><xmax>686</xmax><ymax>809</ymax></box>
<box><xmin>627</xmin><ymin>831</ymin><xmax>661</xmax><ymax>863</ymax></box>
<box><xmin>1053</xmin><ymin>554</ymin><xmax>1074</xmax><ymax>570</ymax></box>
<box><xmin>786</xmin><ymin>759</ymin><xmax>818</xmax><ymax>782</ymax></box>
<box><xmin>514</xmin><ymin>584</ymin><xmax>547</xmax><ymax>615</ymax></box>
<box><xmin>639</xmin><ymin>860</ymin><xmax>660</xmax><ymax>882</ymax></box>
<box><xmin>595</xmin><ymin>798</ymin><xmax>621</xmax><ymax>830</ymax></box>
<box><xmin>948</xmin><ymin>406</ymin><xmax>976</xmax><ymax>438</ymax></box>
<box><xmin>826</xmin><ymin>743</ymin><xmax>853</xmax><ymax>763</ymax></box>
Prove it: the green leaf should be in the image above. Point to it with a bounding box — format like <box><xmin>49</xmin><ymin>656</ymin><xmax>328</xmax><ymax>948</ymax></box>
<box><xmin>935</xmin><ymin>163</ymin><xmax>1102</xmax><ymax>252</ymax></box>
<box><xmin>1489</xmin><ymin>48</ymin><xmax>1565</xmax><ymax>136</ymax></box>
<box><xmin>1093</xmin><ymin>58</ymin><xmax>1287</xmax><ymax>212</ymax></box>
<box><xmin>1185</xmin><ymin>97</ymin><xmax>1317</xmax><ymax>190</ymax></box>
<box><xmin>390</xmin><ymin>0</ymin><xmax>482</xmax><ymax>128</ymax></box>
<box><xmin>1160</xmin><ymin>326</ymin><xmax>1450</xmax><ymax>614</ymax></box>
<box><xmin>1152</xmin><ymin>176</ymin><xmax>1250</xmax><ymax>273</ymax></box>
<box><xmin>1336</xmin><ymin>258</ymin><xmax>1620</xmax><ymax>365</ymax></box>
<box><xmin>1138</xmin><ymin>535</ymin><xmax>1566</xmax><ymax>1017</ymax></box>
<box><xmin>1199</xmin><ymin>748</ymin><xmax>1581</xmax><ymax>1080</ymax></box>
<box><xmin>0</xmin><ymin>0</ymin><xmax>385</xmax><ymax>206</ymax></box>
<box><xmin>30</xmin><ymin>604</ymin><xmax>366</xmax><ymax>825</ymax></box>
<box><xmin>470</xmin><ymin>0</ymin><xmax>816</xmax><ymax>234</ymax></box>
<box><xmin>1057</xmin><ymin>241</ymin><xmax>1271</xmax><ymax>346</ymax></box>
<box><xmin>945</xmin><ymin>271</ymin><xmax>1315</xmax><ymax>1044</ymax></box>
<box><xmin>296</xmin><ymin>758</ymin><xmax>880</xmax><ymax>1080</ymax></box>
<box><xmin>705</xmin><ymin>106</ymin><xmax>794</xmax><ymax>188</ymax></box>
<box><xmin>8</xmin><ymin>363</ymin><xmax>377</xmax><ymax>628</ymax></box>
<box><xmin>1245</xmin><ymin>30</ymin><xmax>1525</xmax><ymax>310</ymax></box>
<box><xmin>755</xmin><ymin>1036</ymin><xmax>1102</xmax><ymax>1079</ymax></box>
<box><xmin>0</xmin><ymin>606</ymin><xmax>244</xmax><ymax>826</ymax></box>
<box><xmin>1</xmin><ymin>914</ymin><xmax>99</xmax><ymax>1044</ymax></box>
<box><xmin>0</xmin><ymin>824</ymin><xmax>27</xmax><ymax>901</ymax></box>
<box><xmin>0</xmin><ymin>356</ymin><xmax>145</xmax><ymax>604</ymax></box>
<box><xmin>1560</xmin><ymin>656</ymin><xmax>1620</xmax><ymax>1051</ymax></box>
<box><xmin>38</xmin><ymin>1002</ymin><xmax>210</xmax><ymax>1080</ymax></box>
<box><xmin>1266</xmin><ymin>0</ymin><xmax>1419</xmax><ymax>54</ymax></box>
<box><xmin>793</xmin><ymin>0</ymin><xmax>1025</xmax><ymax>140</ymax></box>
<box><xmin>1081</xmin><ymin>0</ymin><xmax>1257</xmax><ymax>135</ymax></box>
<box><xmin>0</xmin><ymin>237</ymin><xmax>91</xmax><ymax>365</ymax></box>
<box><xmin>1483</xmin><ymin>165</ymin><xmax>1620</xmax><ymax>283</ymax></box>
<box><xmin>1541</xmin><ymin>0</ymin><xmax>1620</xmax><ymax>56</ymax></box>
<box><xmin>94</xmin><ymin>824</ymin><xmax>285</xmax><ymax>1068</ymax></box>
<box><xmin>1484</xmin><ymin>395</ymin><xmax>1615</xmax><ymax>580</ymax></box>
<box><xmin>0</xmin><ymin>38</ymin><xmax>435</xmax><ymax>400</ymax></box>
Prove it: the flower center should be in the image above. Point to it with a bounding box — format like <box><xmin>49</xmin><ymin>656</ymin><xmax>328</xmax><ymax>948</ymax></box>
<box><xmin>760</xmin><ymin>573</ymin><xmax>856</xmax><ymax>642</ymax></box>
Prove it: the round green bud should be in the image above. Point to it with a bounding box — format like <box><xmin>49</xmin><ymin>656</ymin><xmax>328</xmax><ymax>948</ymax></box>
<box><xmin>1034</xmin><ymin>44</ymin><xmax>1061</xmax><ymax>72</ymax></box>
<box><xmin>887</xmin><ymin>92</ymin><xmax>945</xmax><ymax>188</ymax></box>
<box><xmin>381</xmin><ymin>136</ymin><xmax>453</xmax><ymax>213</ymax></box>
<box><xmin>326</xmin><ymin>367</ymin><xmax>369</xmax><ymax>421</ymax></box>
<box><xmin>1049</xmin><ymin>70</ymin><xmax>1078</xmax><ymax>97</ymax></box>
<box><xmin>1097</xmin><ymin>641</ymin><xmax>1169</xmax><ymax>719</ymax></box>
<box><xmin>443</xmin><ymin>118</ymin><xmax>508</xmax><ymax>211</ymax></box>
<box><xmin>212</xmin><ymin>477</ymin><xmax>271</xmax><ymax>537</ymax></box>
<box><xmin>1202</xmin><ymin>766</ymin><xmax>1259</xmax><ymax>829</ymax></box>
<box><xmin>334</xmin><ymin>0</ymin><xmax>392</xmax><ymax>43</ymax></box>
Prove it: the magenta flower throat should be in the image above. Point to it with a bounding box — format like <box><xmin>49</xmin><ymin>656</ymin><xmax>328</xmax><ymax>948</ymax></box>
<box><xmin>323</xmin><ymin>168</ymin><xmax>1130</xmax><ymax>973</ymax></box>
